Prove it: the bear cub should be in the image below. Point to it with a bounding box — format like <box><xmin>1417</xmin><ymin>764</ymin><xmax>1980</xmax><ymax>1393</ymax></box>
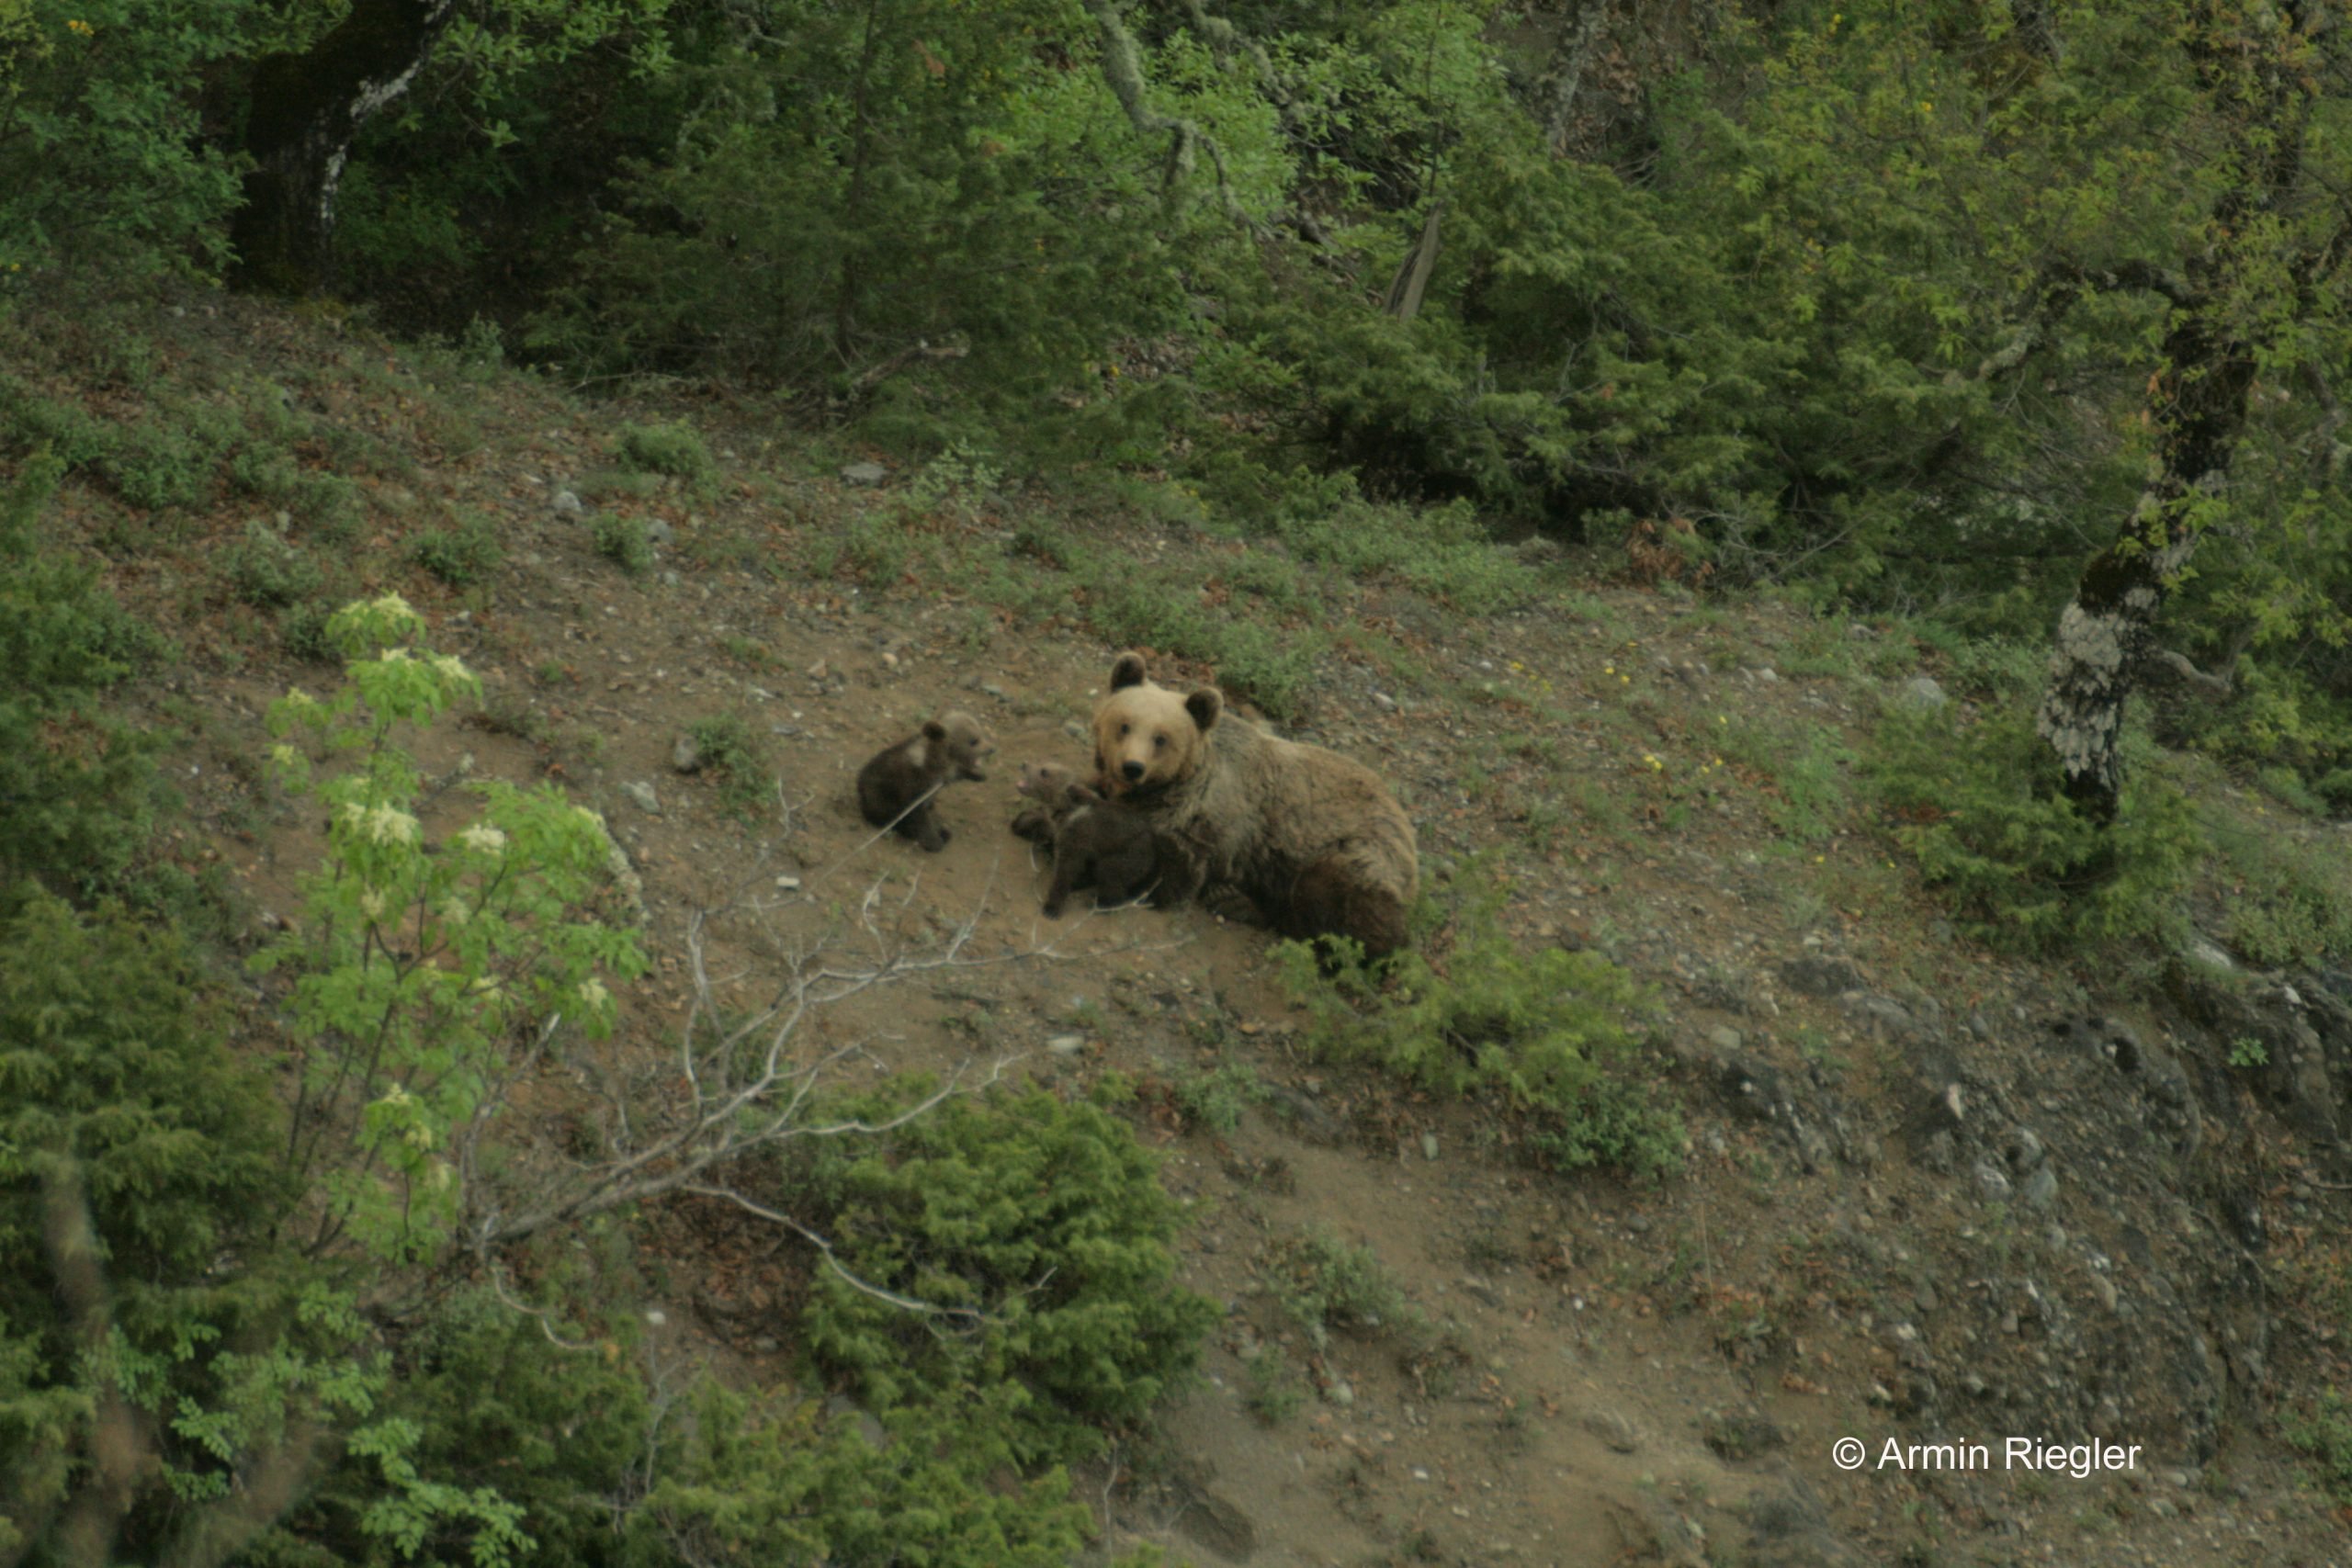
<box><xmin>858</xmin><ymin>710</ymin><xmax>993</xmax><ymax>852</ymax></box>
<box><xmin>1011</xmin><ymin>761</ymin><xmax>1160</xmax><ymax>917</ymax></box>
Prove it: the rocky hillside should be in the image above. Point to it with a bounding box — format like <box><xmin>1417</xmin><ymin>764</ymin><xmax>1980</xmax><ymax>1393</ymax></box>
<box><xmin>17</xmin><ymin>285</ymin><xmax>2352</xmax><ymax>1567</ymax></box>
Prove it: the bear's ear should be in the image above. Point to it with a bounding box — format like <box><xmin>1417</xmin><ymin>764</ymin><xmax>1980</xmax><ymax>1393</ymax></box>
<box><xmin>1109</xmin><ymin>652</ymin><xmax>1148</xmax><ymax>691</ymax></box>
<box><xmin>922</xmin><ymin>720</ymin><xmax>947</xmax><ymax>741</ymax></box>
<box><xmin>1185</xmin><ymin>687</ymin><xmax>1223</xmax><ymax>733</ymax></box>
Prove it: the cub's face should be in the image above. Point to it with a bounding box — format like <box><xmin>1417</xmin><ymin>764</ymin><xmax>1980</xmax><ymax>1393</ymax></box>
<box><xmin>930</xmin><ymin>710</ymin><xmax>994</xmax><ymax>781</ymax></box>
<box><xmin>1015</xmin><ymin>761</ymin><xmax>1078</xmax><ymax>806</ymax></box>
<box><xmin>1091</xmin><ymin>654</ymin><xmax>1221</xmax><ymax>796</ymax></box>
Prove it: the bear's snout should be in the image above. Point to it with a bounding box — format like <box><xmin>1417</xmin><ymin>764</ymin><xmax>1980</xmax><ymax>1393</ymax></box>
<box><xmin>1120</xmin><ymin>760</ymin><xmax>1146</xmax><ymax>783</ymax></box>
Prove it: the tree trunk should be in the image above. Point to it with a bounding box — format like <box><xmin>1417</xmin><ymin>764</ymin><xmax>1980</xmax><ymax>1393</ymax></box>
<box><xmin>2033</xmin><ymin>1</ymin><xmax>2314</xmax><ymax>823</ymax></box>
<box><xmin>231</xmin><ymin>0</ymin><xmax>461</xmax><ymax>294</ymax></box>
<box><xmin>2033</xmin><ymin>308</ymin><xmax>2256</xmax><ymax>822</ymax></box>
<box><xmin>1540</xmin><ymin>3</ymin><xmax>1608</xmax><ymax>157</ymax></box>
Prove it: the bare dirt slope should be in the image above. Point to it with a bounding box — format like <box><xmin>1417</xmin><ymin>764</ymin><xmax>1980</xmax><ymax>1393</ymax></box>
<box><xmin>53</xmin><ymin>288</ymin><xmax>2352</xmax><ymax>1567</ymax></box>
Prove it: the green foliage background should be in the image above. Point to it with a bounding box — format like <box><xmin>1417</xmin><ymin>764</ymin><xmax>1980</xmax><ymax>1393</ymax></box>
<box><xmin>9</xmin><ymin>0</ymin><xmax>2352</xmax><ymax>1556</ymax></box>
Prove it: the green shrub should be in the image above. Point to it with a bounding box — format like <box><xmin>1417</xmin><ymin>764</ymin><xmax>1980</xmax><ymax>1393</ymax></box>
<box><xmin>622</xmin><ymin>1382</ymin><xmax>1091</xmax><ymax>1568</ymax></box>
<box><xmin>223</xmin><ymin>518</ymin><xmax>325</xmax><ymax>606</ymax></box>
<box><xmin>281</xmin><ymin>598</ymin><xmax>340</xmax><ymax>662</ymax></box>
<box><xmin>684</xmin><ymin>711</ymin><xmax>772</xmax><ymax>818</ymax></box>
<box><xmin>1868</xmin><ymin>703</ymin><xmax>2199</xmax><ymax>954</ymax></box>
<box><xmin>612</xmin><ymin>420</ymin><xmax>714</xmax><ymax>482</ymax></box>
<box><xmin>0</xmin><ymin>890</ymin><xmax>382</xmax><ymax>1562</ymax></box>
<box><xmin>0</xmin><ymin>0</ymin><xmax>250</xmax><ymax>279</ymax></box>
<box><xmin>1271</xmin><ymin>495</ymin><xmax>1531</xmax><ymax>615</ymax></box>
<box><xmin>797</xmin><ymin>1083</ymin><xmax>1217</xmax><ymax>1465</ymax></box>
<box><xmin>409</xmin><ymin>512</ymin><xmax>503</xmax><ymax>587</ymax></box>
<box><xmin>1267</xmin><ymin>1228</ymin><xmax>1412</xmax><ymax>1352</ymax></box>
<box><xmin>98</xmin><ymin>419</ymin><xmax>216</xmax><ymax>511</ymax></box>
<box><xmin>1276</xmin><ymin>866</ymin><xmax>1681</xmax><ymax>1179</ymax></box>
<box><xmin>258</xmin><ymin>595</ymin><xmax>647</xmax><ymax>1263</ymax></box>
<box><xmin>2216</xmin><ymin>826</ymin><xmax>2352</xmax><ymax>969</ymax></box>
<box><xmin>1170</xmin><ymin>1061</ymin><xmax>1264</xmax><ymax>1135</ymax></box>
<box><xmin>2285</xmin><ymin>1391</ymin><xmax>2352</xmax><ymax>1506</ymax></box>
<box><xmin>263</xmin><ymin>1285</ymin><xmax>648</xmax><ymax>1568</ymax></box>
<box><xmin>591</xmin><ymin>511</ymin><xmax>654</xmax><ymax>574</ymax></box>
<box><xmin>0</xmin><ymin>457</ymin><xmax>168</xmax><ymax>896</ymax></box>
<box><xmin>230</xmin><ymin>444</ymin><xmax>304</xmax><ymax>500</ymax></box>
<box><xmin>290</xmin><ymin>473</ymin><xmax>368</xmax><ymax>545</ymax></box>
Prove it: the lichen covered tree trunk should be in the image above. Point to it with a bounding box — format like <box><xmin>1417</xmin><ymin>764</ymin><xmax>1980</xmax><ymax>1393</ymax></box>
<box><xmin>231</xmin><ymin>0</ymin><xmax>460</xmax><ymax>294</ymax></box>
<box><xmin>2034</xmin><ymin>308</ymin><xmax>2256</xmax><ymax>822</ymax></box>
<box><xmin>2035</xmin><ymin>0</ymin><xmax>2319</xmax><ymax>824</ymax></box>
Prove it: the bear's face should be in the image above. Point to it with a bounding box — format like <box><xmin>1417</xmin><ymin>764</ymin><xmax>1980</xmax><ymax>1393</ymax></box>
<box><xmin>1016</xmin><ymin>761</ymin><xmax>1078</xmax><ymax>805</ymax></box>
<box><xmin>928</xmin><ymin>710</ymin><xmax>994</xmax><ymax>781</ymax></box>
<box><xmin>1092</xmin><ymin>653</ymin><xmax>1221</xmax><ymax>797</ymax></box>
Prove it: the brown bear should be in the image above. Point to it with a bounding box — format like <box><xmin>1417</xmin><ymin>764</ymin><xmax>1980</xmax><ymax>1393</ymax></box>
<box><xmin>1091</xmin><ymin>652</ymin><xmax>1418</xmax><ymax>959</ymax></box>
<box><xmin>1009</xmin><ymin>761</ymin><xmax>1078</xmax><ymax>844</ymax></box>
<box><xmin>857</xmin><ymin>710</ymin><xmax>993</xmax><ymax>852</ymax></box>
<box><xmin>1010</xmin><ymin>761</ymin><xmax>1163</xmax><ymax>918</ymax></box>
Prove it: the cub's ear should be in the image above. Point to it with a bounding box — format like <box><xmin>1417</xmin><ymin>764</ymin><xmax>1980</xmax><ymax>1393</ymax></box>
<box><xmin>1109</xmin><ymin>652</ymin><xmax>1148</xmax><ymax>691</ymax></box>
<box><xmin>922</xmin><ymin>720</ymin><xmax>947</xmax><ymax>741</ymax></box>
<box><xmin>1184</xmin><ymin>687</ymin><xmax>1223</xmax><ymax>733</ymax></box>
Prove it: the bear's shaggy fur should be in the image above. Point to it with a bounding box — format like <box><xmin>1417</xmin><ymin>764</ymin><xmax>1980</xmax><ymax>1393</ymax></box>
<box><xmin>857</xmin><ymin>710</ymin><xmax>993</xmax><ymax>852</ymax></box>
<box><xmin>1091</xmin><ymin>652</ymin><xmax>1418</xmax><ymax>958</ymax></box>
<box><xmin>1010</xmin><ymin>761</ymin><xmax>1163</xmax><ymax>917</ymax></box>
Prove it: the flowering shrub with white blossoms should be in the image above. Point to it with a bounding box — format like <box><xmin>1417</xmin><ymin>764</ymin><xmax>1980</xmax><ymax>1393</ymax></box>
<box><xmin>256</xmin><ymin>595</ymin><xmax>646</xmax><ymax>1262</ymax></box>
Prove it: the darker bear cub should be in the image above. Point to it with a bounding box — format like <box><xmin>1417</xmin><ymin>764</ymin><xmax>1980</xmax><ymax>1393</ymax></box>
<box><xmin>1012</xmin><ymin>761</ymin><xmax>1160</xmax><ymax>917</ymax></box>
<box><xmin>858</xmin><ymin>710</ymin><xmax>992</xmax><ymax>852</ymax></box>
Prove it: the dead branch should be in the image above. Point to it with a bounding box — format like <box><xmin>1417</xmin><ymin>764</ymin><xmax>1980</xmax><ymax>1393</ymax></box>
<box><xmin>1088</xmin><ymin>0</ymin><xmax>1260</xmax><ymax>229</ymax></box>
<box><xmin>461</xmin><ymin>857</ymin><xmax>1181</xmax><ymax>1263</ymax></box>
<box><xmin>2143</xmin><ymin>646</ymin><xmax>2235</xmax><ymax>698</ymax></box>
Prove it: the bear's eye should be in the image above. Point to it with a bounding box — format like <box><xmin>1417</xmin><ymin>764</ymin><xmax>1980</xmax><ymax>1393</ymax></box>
<box><xmin>1153</xmin><ymin>734</ymin><xmax>1167</xmax><ymax>750</ymax></box>
<box><xmin>1118</xmin><ymin>722</ymin><xmax>1132</xmax><ymax>738</ymax></box>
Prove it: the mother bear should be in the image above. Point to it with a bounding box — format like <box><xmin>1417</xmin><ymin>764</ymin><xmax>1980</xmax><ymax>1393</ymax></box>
<box><xmin>1091</xmin><ymin>652</ymin><xmax>1419</xmax><ymax>960</ymax></box>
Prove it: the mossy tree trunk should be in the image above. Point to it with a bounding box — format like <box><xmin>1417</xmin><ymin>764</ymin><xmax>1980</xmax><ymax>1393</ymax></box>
<box><xmin>231</xmin><ymin>0</ymin><xmax>460</xmax><ymax>294</ymax></box>
<box><xmin>2035</xmin><ymin>0</ymin><xmax>2336</xmax><ymax>824</ymax></box>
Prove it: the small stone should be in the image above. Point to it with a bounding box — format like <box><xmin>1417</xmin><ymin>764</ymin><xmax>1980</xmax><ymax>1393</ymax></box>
<box><xmin>775</xmin><ymin>874</ymin><xmax>802</xmax><ymax>891</ymax></box>
<box><xmin>622</xmin><ymin>781</ymin><xmax>661</xmax><ymax>815</ymax></box>
<box><xmin>672</xmin><ymin>735</ymin><xmax>704</xmax><ymax>773</ymax></box>
<box><xmin>1045</xmin><ymin>1033</ymin><xmax>1086</xmax><ymax>1055</ymax></box>
<box><xmin>1328</xmin><ymin>1381</ymin><xmax>1355</xmax><ymax>1408</ymax></box>
<box><xmin>1062</xmin><ymin>719</ymin><xmax>1088</xmax><ymax>741</ymax></box>
<box><xmin>1582</xmin><ymin>1410</ymin><xmax>1639</xmax><ymax>1452</ymax></box>
<box><xmin>1371</xmin><ymin>690</ymin><xmax>1397</xmax><ymax>711</ymax></box>
<box><xmin>1421</xmin><ymin>1133</ymin><xmax>1440</xmax><ymax>1161</ymax></box>
<box><xmin>1705</xmin><ymin>1024</ymin><xmax>1744</xmax><ymax>1054</ymax></box>
<box><xmin>551</xmin><ymin>489</ymin><xmax>583</xmax><ymax>515</ymax></box>
<box><xmin>2019</xmin><ymin>1165</ymin><xmax>2058</xmax><ymax>1210</ymax></box>
<box><xmin>840</xmin><ymin>461</ymin><xmax>888</xmax><ymax>487</ymax></box>
<box><xmin>647</xmin><ymin>517</ymin><xmax>675</xmax><ymax>546</ymax></box>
